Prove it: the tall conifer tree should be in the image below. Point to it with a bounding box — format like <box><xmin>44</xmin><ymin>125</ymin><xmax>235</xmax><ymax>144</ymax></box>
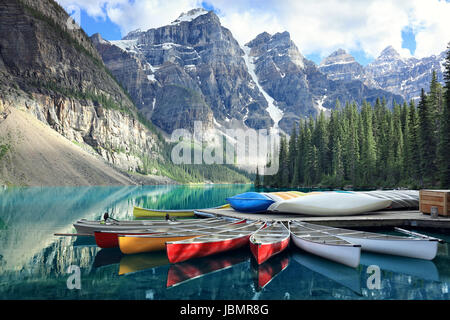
<box><xmin>438</xmin><ymin>44</ymin><xmax>450</xmax><ymax>188</ymax></box>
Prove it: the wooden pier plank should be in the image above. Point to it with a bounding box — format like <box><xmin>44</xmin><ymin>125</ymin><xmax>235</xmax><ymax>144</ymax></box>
<box><xmin>196</xmin><ymin>208</ymin><xmax>450</xmax><ymax>229</ymax></box>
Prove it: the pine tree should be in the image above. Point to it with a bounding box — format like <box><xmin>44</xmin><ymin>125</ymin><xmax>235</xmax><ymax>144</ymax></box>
<box><xmin>288</xmin><ymin>125</ymin><xmax>298</xmax><ymax>183</ymax></box>
<box><xmin>313</xmin><ymin>111</ymin><xmax>329</xmax><ymax>178</ymax></box>
<box><xmin>296</xmin><ymin>120</ymin><xmax>306</xmax><ymax>185</ymax></box>
<box><xmin>401</xmin><ymin>102</ymin><xmax>410</xmax><ymax>179</ymax></box>
<box><xmin>429</xmin><ymin>70</ymin><xmax>444</xmax><ymax>135</ymax></box>
<box><xmin>344</xmin><ymin>102</ymin><xmax>360</xmax><ymax>183</ymax></box>
<box><xmin>438</xmin><ymin>43</ymin><xmax>450</xmax><ymax>188</ymax></box>
<box><xmin>408</xmin><ymin>100</ymin><xmax>421</xmax><ymax>183</ymax></box>
<box><xmin>360</xmin><ymin>101</ymin><xmax>377</xmax><ymax>186</ymax></box>
<box><xmin>392</xmin><ymin>104</ymin><xmax>404</xmax><ymax>183</ymax></box>
<box><xmin>277</xmin><ymin>135</ymin><xmax>289</xmax><ymax>187</ymax></box>
<box><xmin>418</xmin><ymin>88</ymin><xmax>436</xmax><ymax>185</ymax></box>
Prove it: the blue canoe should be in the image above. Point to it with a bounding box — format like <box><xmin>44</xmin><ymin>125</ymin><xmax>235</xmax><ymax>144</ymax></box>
<box><xmin>226</xmin><ymin>192</ymin><xmax>275</xmax><ymax>213</ymax></box>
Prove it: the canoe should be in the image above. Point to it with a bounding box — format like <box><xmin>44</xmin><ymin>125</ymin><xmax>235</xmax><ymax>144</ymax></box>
<box><xmin>289</xmin><ymin>221</ymin><xmax>361</xmax><ymax>268</ymax></box>
<box><xmin>226</xmin><ymin>191</ymin><xmax>308</xmax><ymax>213</ymax></box>
<box><xmin>299</xmin><ymin>222</ymin><xmax>439</xmax><ymax>260</ymax></box>
<box><xmin>133</xmin><ymin>204</ymin><xmax>231</xmax><ymax>218</ymax></box>
<box><xmin>358</xmin><ymin>190</ymin><xmax>419</xmax><ymax>209</ymax></box>
<box><xmin>269</xmin><ymin>192</ymin><xmax>391</xmax><ymax>216</ymax></box>
<box><xmin>226</xmin><ymin>192</ymin><xmax>276</xmax><ymax>213</ymax></box>
<box><xmin>118</xmin><ymin>219</ymin><xmax>248</xmax><ymax>254</ymax></box>
<box><xmin>76</xmin><ymin>217</ymin><xmax>215</xmax><ymax>225</ymax></box>
<box><xmin>73</xmin><ymin>217</ymin><xmax>219</xmax><ymax>235</ymax></box>
<box><xmin>249</xmin><ymin>222</ymin><xmax>290</xmax><ymax>264</ymax></box>
<box><xmin>94</xmin><ymin>218</ymin><xmax>243</xmax><ymax>249</ymax></box>
<box><xmin>166</xmin><ymin>221</ymin><xmax>265</xmax><ymax>263</ymax></box>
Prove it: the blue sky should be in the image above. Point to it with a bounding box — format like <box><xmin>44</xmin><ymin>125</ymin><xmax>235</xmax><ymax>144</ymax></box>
<box><xmin>59</xmin><ymin>0</ymin><xmax>450</xmax><ymax>66</ymax></box>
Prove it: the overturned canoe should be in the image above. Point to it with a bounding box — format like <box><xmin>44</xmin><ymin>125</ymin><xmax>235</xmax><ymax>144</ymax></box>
<box><xmin>249</xmin><ymin>222</ymin><xmax>290</xmax><ymax>265</ymax></box>
<box><xmin>166</xmin><ymin>221</ymin><xmax>265</xmax><ymax>263</ymax></box>
<box><xmin>358</xmin><ymin>190</ymin><xmax>419</xmax><ymax>209</ymax></box>
<box><xmin>118</xmin><ymin>219</ymin><xmax>247</xmax><ymax>254</ymax></box>
<box><xmin>226</xmin><ymin>191</ymin><xmax>307</xmax><ymax>213</ymax></box>
<box><xmin>269</xmin><ymin>192</ymin><xmax>391</xmax><ymax>216</ymax></box>
<box><xmin>133</xmin><ymin>204</ymin><xmax>231</xmax><ymax>218</ymax></box>
<box><xmin>299</xmin><ymin>222</ymin><xmax>439</xmax><ymax>260</ymax></box>
<box><xmin>289</xmin><ymin>221</ymin><xmax>361</xmax><ymax>268</ymax></box>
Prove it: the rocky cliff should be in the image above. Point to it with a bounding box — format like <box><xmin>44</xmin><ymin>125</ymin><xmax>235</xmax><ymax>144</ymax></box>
<box><xmin>92</xmin><ymin>8</ymin><xmax>274</xmax><ymax>135</ymax></box>
<box><xmin>245</xmin><ymin>32</ymin><xmax>404</xmax><ymax>132</ymax></box>
<box><xmin>0</xmin><ymin>0</ymin><xmax>166</xmax><ymax>183</ymax></box>
<box><xmin>95</xmin><ymin>10</ymin><xmax>405</xmax><ymax>135</ymax></box>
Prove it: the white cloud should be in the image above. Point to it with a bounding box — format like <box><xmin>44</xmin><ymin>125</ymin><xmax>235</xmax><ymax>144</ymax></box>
<box><xmin>57</xmin><ymin>0</ymin><xmax>450</xmax><ymax>59</ymax></box>
<box><xmin>408</xmin><ymin>0</ymin><xmax>450</xmax><ymax>57</ymax></box>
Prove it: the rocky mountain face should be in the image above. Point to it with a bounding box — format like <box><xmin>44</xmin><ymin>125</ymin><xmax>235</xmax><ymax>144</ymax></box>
<box><xmin>320</xmin><ymin>46</ymin><xmax>446</xmax><ymax>102</ymax></box>
<box><xmin>244</xmin><ymin>32</ymin><xmax>403</xmax><ymax>132</ymax></box>
<box><xmin>0</xmin><ymin>0</ymin><xmax>164</xmax><ymax>176</ymax></box>
<box><xmin>92</xmin><ymin>8</ymin><xmax>273</xmax><ymax>135</ymax></box>
<box><xmin>95</xmin><ymin>10</ymin><xmax>404</xmax><ymax>135</ymax></box>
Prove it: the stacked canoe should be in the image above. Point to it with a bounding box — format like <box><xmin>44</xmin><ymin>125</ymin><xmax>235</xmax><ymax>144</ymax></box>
<box><xmin>226</xmin><ymin>190</ymin><xmax>419</xmax><ymax>216</ymax></box>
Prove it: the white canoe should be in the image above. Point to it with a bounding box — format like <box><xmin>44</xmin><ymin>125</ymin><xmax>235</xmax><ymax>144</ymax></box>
<box><xmin>289</xmin><ymin>221</ymin><xmax>361</xmax><ymax>268</ymax></box>
<box><xmin>73</xmin><ymin>217</ymin><xmax>231</xmax><ymax>235</ymax></box>
<box><xmin>75</xmin><ymin>217</ymin><xmax>217</xmax><ymax>226</ymax></box>
<box><xmin>359</xmin><ymin>190</ymin><xmax>419</xmax><ymax>209</ymax></box>
<box><xmin>300</xmin><ymin>222</ymin><xmax>439</xmax><ymax>260</ymax></box>
<box><xmin>269</xmin><ymin>192</ymin><xmax>391</xmax><ymax>216</ymax></box>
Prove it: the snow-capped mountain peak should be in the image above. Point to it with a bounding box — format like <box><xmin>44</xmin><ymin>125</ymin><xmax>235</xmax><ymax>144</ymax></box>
<box><xmin>378</xmin><ymin>45</ymin><xmax>402</xmax><ymax>59</ymax></box>
<box><xmin>320</xmin><ymin>48</ymin><xmax>358</xmax><ymax>67</ymax></box>
<box><xmin>171</xmin><ymin>8</ymin><xmax>209</xmax><ymax>24</ymax></box>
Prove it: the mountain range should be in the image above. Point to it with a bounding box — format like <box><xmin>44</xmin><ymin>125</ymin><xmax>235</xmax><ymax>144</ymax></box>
<box><xmin>91</xmin><ymin>8</ymin><xmax>445</xmax><ymax>135</ymax></box>
<box><xmin>319</xmin><ymin>46</ymin><xmax>446</xmax><ymax>103</ymax></box>
<box><xmin>0</xmin><ymin>2</ymin><xmax>446</xmax><ymax>185</ymax></box>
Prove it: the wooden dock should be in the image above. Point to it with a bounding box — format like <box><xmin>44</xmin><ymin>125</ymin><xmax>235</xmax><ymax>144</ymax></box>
<box><xmin>196</xmin><ymin>208</ymin><xmax>450</xmax><ymax>230</ymax></box>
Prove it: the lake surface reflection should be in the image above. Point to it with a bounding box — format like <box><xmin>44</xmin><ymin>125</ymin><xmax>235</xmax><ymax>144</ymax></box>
<box><xmin>0</xmin><ymin>185</ymin><xmax>449</xmax><ymax>300</ymax></box>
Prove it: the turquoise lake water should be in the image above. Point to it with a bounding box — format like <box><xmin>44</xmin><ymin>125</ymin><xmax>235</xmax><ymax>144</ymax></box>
<box><xmin>0</xmin><ymin>184</ymin><xmax>449</xmax><ymax>300</ymax></box>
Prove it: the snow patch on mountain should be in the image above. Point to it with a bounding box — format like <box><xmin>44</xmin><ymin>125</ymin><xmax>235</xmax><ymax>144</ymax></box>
<box><xmin>315</xmin><ymin>95</ymin><xmax>330</xmax><ymax>116</ymax></box>
<box><xmin>110</xmin><ymin>39</ymin><xmax>139</xmax><ymax>54</ymax></box>
<box><xmin>242</xmin><ymin>45</ymin><xmax>284</xmax><ymax>134</ymax></box>
<box><xmin>172</xmin><ymin>8</ymin><xmax>208</xmax><ymax>24</ymax></box>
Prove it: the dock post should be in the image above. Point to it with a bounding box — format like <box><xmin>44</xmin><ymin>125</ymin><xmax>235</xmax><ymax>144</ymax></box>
<box><xmin>431</xmin><ymin>206</ymin><xmax>439</xmax><ymax>219</ymax></box>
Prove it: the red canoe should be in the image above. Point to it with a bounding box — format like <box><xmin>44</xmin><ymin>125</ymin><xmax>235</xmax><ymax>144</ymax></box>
<box><xmin>94</xmin><ymin>218</ymin><xmax>244</xmax><ymax>249</ymax></box>
<box><xmin>166</xmin><ymin>221</ymin><xmax>265</xmax><ymax>264</ymax></box>
<box><xmin>95</xmin><ymin>230</ymin><xmax>158</xmax><ymax>248</ymax></box>
<box><xmin>249</xmin><ymin>222</ymin><xmax>290</xmax><ymax>265</ymax></box>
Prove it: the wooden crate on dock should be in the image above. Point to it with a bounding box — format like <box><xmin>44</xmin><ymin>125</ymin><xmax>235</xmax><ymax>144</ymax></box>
<box><xmin>420</xmin><ymin>190</ymin><xmax>450</xmax><ymax>216</ymax></box>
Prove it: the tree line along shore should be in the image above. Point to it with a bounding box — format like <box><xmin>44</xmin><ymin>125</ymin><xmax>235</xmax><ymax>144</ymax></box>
<box><xmin>258</xmin><ymin>45</ymin><xmax>450</xmax><ymax>190</ymax></box>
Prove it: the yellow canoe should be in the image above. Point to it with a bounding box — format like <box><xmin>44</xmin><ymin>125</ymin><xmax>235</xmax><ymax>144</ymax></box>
<box><xmin>133</xmin><ymin>203</ymin><xmax>230</xmax><ymax>218</ymax></box>
<box><xmin>118</xmin><ymin>233</ymin><xmax>203</xmax><ymax>254</ymax></box>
